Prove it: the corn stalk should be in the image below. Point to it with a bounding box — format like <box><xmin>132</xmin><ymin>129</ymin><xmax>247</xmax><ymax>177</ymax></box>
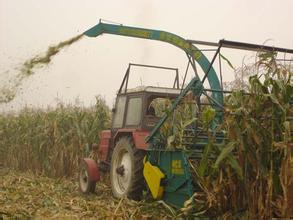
<box><xmin>181</xmin><ymin>52</ymin><xmax>292</xmax><ymax>218</ymax></box>
<box><xmin>0</xmin><ymin>96</ymin><xmax>110</xmax><ymax>178</ymax></box>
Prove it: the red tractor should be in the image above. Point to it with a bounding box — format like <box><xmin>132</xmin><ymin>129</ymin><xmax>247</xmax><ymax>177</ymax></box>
<box><xmin>79</xmin><ymin>63</ymin><xmax>180</xmax><ymax>199</ymax></box>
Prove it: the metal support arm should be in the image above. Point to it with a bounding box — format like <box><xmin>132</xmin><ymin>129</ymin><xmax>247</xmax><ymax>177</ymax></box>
<box><xmin>84</xmin><ymin>21</ymin><xmax>223</xmax><ymax>107</ymax></box>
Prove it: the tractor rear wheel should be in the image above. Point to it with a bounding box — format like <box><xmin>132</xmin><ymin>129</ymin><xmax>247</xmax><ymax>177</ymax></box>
<box><xmin>110</xmin><ymin>137</ymin><xmax>145</xmax><ymax>200</ymax></box>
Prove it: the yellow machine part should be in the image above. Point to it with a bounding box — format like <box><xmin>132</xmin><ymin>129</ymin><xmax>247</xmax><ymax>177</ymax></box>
<box><xmin>143</xmin><ymin>160</ymin><xmax>165</xmax><ymax>199</ymax></box>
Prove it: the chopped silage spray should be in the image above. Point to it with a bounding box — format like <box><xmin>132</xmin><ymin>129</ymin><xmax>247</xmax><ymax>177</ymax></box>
<box><xmin>0</xmin><ymin>34</ymin><xmax>83</xmax><ymax>104</ymax></box>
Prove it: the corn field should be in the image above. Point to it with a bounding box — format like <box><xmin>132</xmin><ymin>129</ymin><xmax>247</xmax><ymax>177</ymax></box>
<box><xmin>0</xmin><ymin>53</ymin><xmax>292</xmax><ymax>219</ymax></box>
<box><xmin>0</xmin><ymin>96</ymin><xmax>110</xmax><ymax>178</ymax></box>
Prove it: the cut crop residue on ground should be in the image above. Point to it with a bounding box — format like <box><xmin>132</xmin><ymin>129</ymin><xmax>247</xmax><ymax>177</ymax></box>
<box><xmin>0</xmin><ymin>168</ymin><xmax>174</xmax><ymax>219</ymax></box>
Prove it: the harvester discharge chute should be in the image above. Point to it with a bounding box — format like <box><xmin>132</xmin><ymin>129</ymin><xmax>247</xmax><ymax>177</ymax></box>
<box><xmin>83</xmin><ymin>21</ymin><xmax>223</xmax><ymax>107</ymax></box>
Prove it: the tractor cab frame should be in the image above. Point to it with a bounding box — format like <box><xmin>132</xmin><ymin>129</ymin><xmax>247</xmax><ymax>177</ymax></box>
<box><xmin>100</xmin><ymin>63</ymin><xmax>181</xmax><ymax>158</ymax></box>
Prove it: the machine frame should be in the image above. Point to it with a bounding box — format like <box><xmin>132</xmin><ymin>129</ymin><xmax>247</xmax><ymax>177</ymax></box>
<box><xmin>79</xmin><ymin>20</ymin><xmax>293</xmax><ymax>207</ymax></box>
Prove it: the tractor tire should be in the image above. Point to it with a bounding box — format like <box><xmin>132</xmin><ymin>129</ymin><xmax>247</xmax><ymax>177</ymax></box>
<box><xmin>79</xmin><ymin>160</ymin><xmax>96</xmax><ymax>194</ymax></box>
<box><xmin>110</xmin><ymin>137</ymin><xmax>145</xmax><ymax>200</ymax></box>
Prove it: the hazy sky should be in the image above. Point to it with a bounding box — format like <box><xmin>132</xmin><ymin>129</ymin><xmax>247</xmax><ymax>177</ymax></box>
<box><xmin>1</xmin><ymin>0</ymin><xmax>293</xmax><ymax>111</ymax></box>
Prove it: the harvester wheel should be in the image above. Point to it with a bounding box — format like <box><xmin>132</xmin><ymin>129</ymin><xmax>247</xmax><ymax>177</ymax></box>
<box><xmin>110</xmin><ymin>137</ymin><xmax>145</xmax><ymax>200</ymax></box>
<box><xmin>79</xmin><ymin>160</ymin><xmax>97</xmax><ymax>194</ymax></box>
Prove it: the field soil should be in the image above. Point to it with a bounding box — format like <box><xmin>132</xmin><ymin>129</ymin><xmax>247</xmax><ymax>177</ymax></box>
<box><xmin>0</xmin><ymin>167</ymin><xmax>173</xmax><ymax>219</ymax></box>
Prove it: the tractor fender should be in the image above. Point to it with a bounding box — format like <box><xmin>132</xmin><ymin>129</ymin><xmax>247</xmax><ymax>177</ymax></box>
<box><xmin>82</xmin><ymin>158</ymin><xmax>100</xmax><ymax>182</ymax></box>
<box><xmin>113</xmin><ymin>129</ymin><xmax>150</xmax><ymax>150</ymax></box>
<box><xmin>132</xmin><ymin>130</ymin><xmax>150</xmax><ymax>149</ymax></box>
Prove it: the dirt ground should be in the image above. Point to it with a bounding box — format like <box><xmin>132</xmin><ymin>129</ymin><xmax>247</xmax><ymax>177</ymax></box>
<box><xmin>1</xmin><ymin>166</ymin><xmax>291</xmax><ymax>219</ymax></box>
<box><xmin>0</xmin><ymin>168</ymin><xmax>175</xmax><ymax>219</ymax></box>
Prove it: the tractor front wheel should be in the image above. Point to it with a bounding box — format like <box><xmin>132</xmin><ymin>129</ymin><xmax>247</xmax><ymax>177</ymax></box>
<box><xmin>79</xmin><ymin>159</ymin><xmax>99</xmax><ymax>194</ymax></box>
<box><xmin>110</xmin><ymin>137</ymin><xmax>145</xmax><ymax>200</ymax></box>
